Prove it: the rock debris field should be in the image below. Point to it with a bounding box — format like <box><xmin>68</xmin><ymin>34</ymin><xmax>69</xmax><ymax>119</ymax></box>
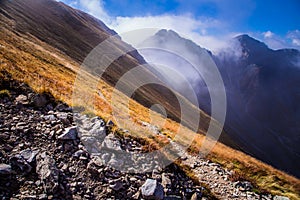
<box><xmin>0</xmin><ymin>77</ymin><xmax>290</xmax><ymax>200</ymax></box>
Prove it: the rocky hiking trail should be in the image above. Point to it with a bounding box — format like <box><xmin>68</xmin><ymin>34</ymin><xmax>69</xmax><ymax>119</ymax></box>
<box><xmin>0</xmin><ymin>78</ymin><xmax>289</xmax><ymax>200</ymax></box>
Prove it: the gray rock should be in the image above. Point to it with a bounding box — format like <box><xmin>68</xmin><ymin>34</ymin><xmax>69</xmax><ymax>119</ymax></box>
<box><xmin>0</xmin><ymin>163</ymin><xmax>12</xmax><ymax>175</ymax></box>
<box><xmin>73</xmin><ymin>150</ymin><xmax>85</xmax><ymax>158</ymax></box>
<box><xmin>274</xmin><ymin>196</ymin><xmax>290</xmax><ymax>200</ymax></box>
<box><xmin>81</xmin><ymin>136</ymin><xmax>101</xmax><ymax>153</ymax></box>
<box><xmin>0</xmin><ymin>132</ymin><xmax>10</xmax><ymax>140</ymax></box>
<box><xmin>101</xmin><ymin>134</ymin><xmax>122</xmax><ymax>151</ymax></box>
<box><xmin>108</xmin><ymin>157</ymin><xmax>124</xmax><ymax>168</ymax></box>
<box><xmin>19</xmin><ymin>149</ymin><xmax>39</xmax><ymax>163</ymax></box>
<box><xmin>58</xmin><ymin>126</ymin><xmax>77</xmax><ymax>140</ymax></box>
<box><xmin>36</xmin><ymin>152</ymin><xmax>59</xmax><ymax>192</ymax></box>
<box><xmin>141</xmin><ymin>179</ymin><xmax>164</xmax><ymax>200</ymax></box>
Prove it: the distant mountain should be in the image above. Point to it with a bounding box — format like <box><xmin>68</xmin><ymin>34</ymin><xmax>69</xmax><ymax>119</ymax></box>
<box><xmin>221</xmin><ymin>34</ymin><xmax>300</xmax><ymax>177</ymax></box>
<box><xmin>140</xmin><ymin>30</ymin><xmax>300</xmax><ymax>177</ymax></box>
<box><xmin>138</xmin><ymin>29</ymin><xmax>212</xmax><ymax>110</ymax></box>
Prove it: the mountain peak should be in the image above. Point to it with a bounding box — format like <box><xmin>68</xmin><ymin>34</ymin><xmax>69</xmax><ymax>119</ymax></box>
<box><xmin>156</xmin><ymin>29</ymin><xmax>181</xmax><ymax>38</ymax></box>
<box><xmin>235</xmin><ymin>34</ymin><xmax>269</xmax><ymax>51</ymax></box>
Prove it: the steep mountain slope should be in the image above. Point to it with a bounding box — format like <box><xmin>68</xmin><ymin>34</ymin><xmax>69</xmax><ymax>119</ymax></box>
<box><xmin>0</xmin><ymin>0</ymin><xmax>299</xmax><ymax>198</ymax></box>
<box><xmin>0</xmin><ymin>0</ymin><xmax>213</xmax><ymax>135</ymax></box>
<box><xmin>140</xmin><ymin>30</ymin><xmax>300</xmax><ymax>178</ymax></box>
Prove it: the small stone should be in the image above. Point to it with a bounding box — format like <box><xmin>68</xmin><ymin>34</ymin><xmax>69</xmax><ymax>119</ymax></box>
<box><xmin>58</xmin><ymin>126</ymin><xmax>77</xmax><ymax>140</ymax></box>
<box><xmin>15</xmin><ymin>95</ymin><xmax>28</xmax><ymax>105</ymax></box>
<box><xmin>130</xmin><ymin>177</ymin><xmax>137</xmax><ymax>182</ymax></box>
<box><xmin>140</xmin><ymin>179</ymin><xmax>164</xmax><ymax>200</ymax></box>
<box><xmin>191</xmin><ymin>192</ymin><xmax>201</xmax><ymax>200</ymax></box>
<box><xmin>109</xmin><ymin>180</ymin><xmax>123</xmax><ymax>191</ymax></box>
<box><xmin>73</xmin><ymin>150</ymin><xmax>85</xmax><ymax>158</ymax></box>
<box><xmin>106</xmin><ymin>120</ymin><xmax>114</xmax><ymax>127</ymax></box>
<box><xmin>43</xmin><ymin>115</ymin><xmax>56</xmax><ymax>121</ymax></box>
<box><xmin>39</xmin><ymin>194</ymin><xmax>47</xmax><ymax>199</ymax></box>
<box><xmin>162</xmin><ymin>173</ymin><xmax>171</xmax><ymax>188</ymax></box>
<box><xmin>274</xmin><ymin>196</ymin><xmax>290</xmax><ymax>200</ymax></box>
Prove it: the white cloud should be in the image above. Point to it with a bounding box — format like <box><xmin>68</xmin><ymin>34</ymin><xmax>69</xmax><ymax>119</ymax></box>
<box><xmin>287</xmin><ymin>30</ymin><xmax>300</xmax><ymax>46</ymax></box>
<box><xmin>78</xmin><ymin>0</ymin><xmax>111</xmax><ymax>24</ymax></box>
<box><xmin>61</xmin><ymin>0</ymin><xmax>300</xmax><ymax>52</ymax></box>
<box><xmin>60</xmin><ymin>0</ymin><xmax>233</xmax><ymax>52</ymax></box>
<box><xmin>263</xmin><ymin>31</ymin><xmax>274</xmax><ymax>38</ymax></box>
<box><xmin>69</xmin><ymin>1</ymin><xmax>78</xmax><ymax>7</ymax></box>
<box><xmin>110</xmin><ymin>15</ymin><xmax>230</xmax><ymax>52</ymax></box>
<box><xmin>257</xmin><ymin>30</ymin><xmax>300</xmax><ymax>50</ymax></box>
<box><xmin>292</xmin><ymin>39</ymin><xmax>300</xmax><ymax>46</ymax></box>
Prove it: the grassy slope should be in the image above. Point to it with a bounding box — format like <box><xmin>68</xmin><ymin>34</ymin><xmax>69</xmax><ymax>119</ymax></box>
<box><xmin>0</xmin><ymin>15</ymin><xmax>299</xmax><ymax>200</ymax></box>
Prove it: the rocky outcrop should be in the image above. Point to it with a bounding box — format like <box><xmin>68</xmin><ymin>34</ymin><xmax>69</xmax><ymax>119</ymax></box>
<box><xmin>0</xmin><ymin>79</ymin><xmax>217</xmax><ymax>199</ymax></box>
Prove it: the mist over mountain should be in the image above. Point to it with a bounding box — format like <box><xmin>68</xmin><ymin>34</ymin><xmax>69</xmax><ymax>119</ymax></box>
<box><xmin>138</xmin><ymin>29</ymin><xmax>213</xmax><ymax>108</ymax></box>
<box><xmin>139</xmin><ymin>30</ymin><xmax>300</xmax><ymax>178</ymax></box>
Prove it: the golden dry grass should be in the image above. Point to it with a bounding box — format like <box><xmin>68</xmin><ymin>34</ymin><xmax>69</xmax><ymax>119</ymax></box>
<box><xmin>0</xmin><ymin>28</ymin><xmax>299</xmax><ymax>199</ymax></box>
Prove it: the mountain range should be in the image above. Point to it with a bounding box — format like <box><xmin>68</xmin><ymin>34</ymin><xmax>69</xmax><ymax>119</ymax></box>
<box><xmin>0</xmin><ymin>0</ymin><xmax>299</xmax><ymax>197</ymax></box>
<box><xmin>138</xmin><ymin>29</ymin><xmax>300</xmax><ymax>178</ymax></box>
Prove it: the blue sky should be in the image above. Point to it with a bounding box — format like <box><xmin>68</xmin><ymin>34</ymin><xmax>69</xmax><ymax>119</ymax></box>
<box><xmin>59</xmin><ymin>0</ymin><xmax>300</xmax><ymax>51</ymax></box>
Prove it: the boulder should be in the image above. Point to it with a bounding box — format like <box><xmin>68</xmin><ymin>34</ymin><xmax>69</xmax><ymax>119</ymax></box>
<box><xmin>0</xmin><ymin>163</ymin><xmax>12</xmax><ymax>175</ymax></box>
<box><xmin>101</xmin><ymin>134</ymin><xmax>122</xmax><ymax>151</ymax></box>
<box><xmin>140</xmin><ymin>179</ymin><xmax>164</xmax><ymax>200</ymax></box>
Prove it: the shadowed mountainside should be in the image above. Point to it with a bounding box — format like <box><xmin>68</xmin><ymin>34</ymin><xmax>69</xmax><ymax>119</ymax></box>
<box><xmin>140</xmin><ymin>29</ymin><xmax>300</xmax><ymax>178</ymax></box>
